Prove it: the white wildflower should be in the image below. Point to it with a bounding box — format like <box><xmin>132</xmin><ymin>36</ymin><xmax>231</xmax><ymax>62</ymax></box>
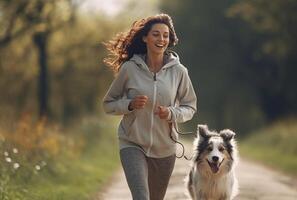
<box><xmin>13</xmin><ymin>148</ymin><xmax>18</xmax><ymax>154</ymax></box>
<box><xmin>35</xmin><ymin>165</ymin><xmax>41</xmax><ymax>170</ymax></box>
<box><xmin>13</xmin><ymin>163</ymin><xmax>20</xmax><ymax>169</ymax></box>
<box><xmin>5</xmin><ymin>157</ymin><xmax>12</xmax><ymax>163</ymax></box>
<box><xmin>4</xmin><ymin>151</ymin><xmax>9</xmax><ymax>156</ymax></box>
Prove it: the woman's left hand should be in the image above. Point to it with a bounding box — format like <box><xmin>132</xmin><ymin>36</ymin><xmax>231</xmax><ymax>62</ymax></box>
<box><xmin>155</xmin><ymin>106</ymin><xmax>170</xmax><ymax>119</ymax></box>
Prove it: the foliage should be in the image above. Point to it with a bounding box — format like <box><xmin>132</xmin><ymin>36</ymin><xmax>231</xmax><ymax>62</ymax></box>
<box><xmin>0</xmin><ymin>0</ymin><xmax>82</xmax><ymax>117</ymax></box>
<box><xmin>0</xmin><ymin>115</ymin><xmax>119</xmax><ymax>200</ymax></box>
<box><xmin>227</xmin><ymin>0</ymin><xmax>297</xmax><ymax>119</ymax></box>
<box><xmin>227</xmin><ymin>0</ymin><xmax>297</xmax><ymax>58</ymax></box>
<box><xmin>0</xmin><ymin>115</ymin><xmax>80</xmax><ymax>199</ymax></box>
<box><xmin>0</xmin><ymin>6</ymin><xmax>123</xmax><ymax>123</ymax></box>
<box><xmin>0</xmin><ymin>0</ymin><xmax>159</xmax><ymax>122</ymax></box>
<box><xmin>0</xmin><ymin>0</ymin><xmax>76</xmax><ymax>47</ymax></box>
<box><xmin>0</xmin><ymin>0</ymin><xmax>130</xmax><ymax>122</ymax></box>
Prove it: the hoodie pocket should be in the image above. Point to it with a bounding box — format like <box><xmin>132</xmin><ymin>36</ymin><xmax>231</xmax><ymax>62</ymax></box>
<box><xmin>121</xmin><ymin>112</ymin><xmax>136</xmax><ymax>136</ymax></box>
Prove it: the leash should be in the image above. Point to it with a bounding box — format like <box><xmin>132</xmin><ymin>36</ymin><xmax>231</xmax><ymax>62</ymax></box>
<box><xmin>169</xmin><ymin>122</ymin><xmax>194</xmax><ymax>160</ymax></box>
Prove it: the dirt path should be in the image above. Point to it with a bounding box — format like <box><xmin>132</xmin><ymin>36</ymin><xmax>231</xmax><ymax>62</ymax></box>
<box><xmin>97</xmin><ymin>146</ymin><xmax>297</xmax><ymax>200</ymax></box>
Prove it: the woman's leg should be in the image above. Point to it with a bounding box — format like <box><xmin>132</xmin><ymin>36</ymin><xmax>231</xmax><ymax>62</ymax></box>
<box><xmin>147</xmin><ymin>154</ymin><xmax>176</xmax><ymax>200</ymax></box>
<box><xmin>120</xmin><ymin>147</ymin><xmax>149</xmax><ymax>200</ymax></box>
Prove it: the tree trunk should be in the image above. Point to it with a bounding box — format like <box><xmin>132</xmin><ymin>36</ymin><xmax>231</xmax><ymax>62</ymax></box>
<box><xmin>33</xmin><ymin>31</ymin><xmax>49</xmax><ymax>118</ymax></box>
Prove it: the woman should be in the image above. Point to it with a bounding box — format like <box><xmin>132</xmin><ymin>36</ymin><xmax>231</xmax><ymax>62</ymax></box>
<box><xmin>103</xmin><ymin>13</ymin><xmax>197</xmax><ymax>200</ymax></box>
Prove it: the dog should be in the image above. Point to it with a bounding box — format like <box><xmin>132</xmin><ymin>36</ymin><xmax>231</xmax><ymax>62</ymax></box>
<box><xmin>185</xmin><ymin>124</ymin><xmax>239</xmax><ymax>200</ymax></box>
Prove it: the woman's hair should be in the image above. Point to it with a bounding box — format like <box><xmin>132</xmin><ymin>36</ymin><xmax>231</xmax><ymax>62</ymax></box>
<box><xmin>103</xmin><ymin>13</ymin><xmax>178</xmax><ymax>73</ymax></box>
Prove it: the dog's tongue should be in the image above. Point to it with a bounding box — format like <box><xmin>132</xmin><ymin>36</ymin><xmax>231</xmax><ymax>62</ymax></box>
<box><xmin>209</xmin><ymin>162</ymin><xmax>219</xmax><ymax>173</ymax></box>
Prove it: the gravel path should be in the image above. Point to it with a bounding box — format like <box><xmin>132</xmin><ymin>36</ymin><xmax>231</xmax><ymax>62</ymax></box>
<box><xmin>98</xmin><ymin>145</ymin><xmax>297</xmax><ymax>200</ymax></box>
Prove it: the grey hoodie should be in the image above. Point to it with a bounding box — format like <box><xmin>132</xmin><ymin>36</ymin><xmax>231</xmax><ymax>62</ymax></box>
<box><xmin>103</xmin><ymin>51</ymin><xmax>197</xmax><ymax>158</ymax></box>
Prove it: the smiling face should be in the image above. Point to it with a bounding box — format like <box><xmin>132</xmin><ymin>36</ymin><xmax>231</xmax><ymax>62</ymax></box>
<box><xmin>205</xmin><ymin>137</ymin><xmax>226</xmax><ymax>173</ymax></box>
<box><xmin>143</xmin><ymin>23</ymin><xmax>170</xmax><ymax>55</ymax></box>
<box><xmin>195</xmin><ymin>125</ymin><xmax>235</xmax><ymax>175</ymax></box>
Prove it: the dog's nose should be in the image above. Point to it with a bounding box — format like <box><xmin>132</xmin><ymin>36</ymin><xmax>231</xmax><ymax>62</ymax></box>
<box><xmin>212</xmin><ymin>156</ymin><xmax>219</xmax><ymax>162</ymax></box>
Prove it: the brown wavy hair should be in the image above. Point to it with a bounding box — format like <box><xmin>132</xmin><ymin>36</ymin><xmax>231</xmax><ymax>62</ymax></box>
<box><xmin>103</xmin><ymin>13</ymin><xmax>178</xmax><ymax>73</ymax></box>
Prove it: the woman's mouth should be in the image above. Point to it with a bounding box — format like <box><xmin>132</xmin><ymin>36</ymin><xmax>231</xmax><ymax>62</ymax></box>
<box><xmin>155</xmin><ymin>44</ymin><xmax>165</xmax><ymax>48</ymax></box>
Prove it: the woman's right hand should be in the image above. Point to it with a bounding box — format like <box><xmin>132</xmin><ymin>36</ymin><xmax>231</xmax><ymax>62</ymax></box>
<box><xmin>128</xmin><ymin>95</ymin><xmax>148</xmax><ymax>110</ymax></box>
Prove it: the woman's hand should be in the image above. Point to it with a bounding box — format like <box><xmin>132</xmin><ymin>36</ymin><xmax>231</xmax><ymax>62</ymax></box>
<box><xmin>128</xmin><ymin>95</ymin><xmax>148</xmax><ymax>110</ymax></box>
<box><xmin>155</xmin><ymin>105</ymin><xmax>170</xmax><ymax>119</ymax></box>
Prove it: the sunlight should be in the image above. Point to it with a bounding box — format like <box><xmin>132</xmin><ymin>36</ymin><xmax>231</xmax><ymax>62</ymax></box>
<box><xmin>79</xmin><ymin>0</ymin><xmax>130</xmax><ymax>16</ymax></box>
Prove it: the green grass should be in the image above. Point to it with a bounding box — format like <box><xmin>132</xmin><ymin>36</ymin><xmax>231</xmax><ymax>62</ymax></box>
<box><xmin>1</xmin><ymin>115</ymin><xmax>121</xmax><ymax>200</ymax></box>
<box><xmin>26</xmin><ymin>142</ymin><xmax>119</xmax><ymax>200</ymax></box>
<box><xmin>239</xmin><ymin>118</ymin><xmax>297</xmax><ymax>176</ymax></box>
<box><xmin>30</xmin><ymin>117</ymin><xmax>120</xmax><ymax>200</ymax></box>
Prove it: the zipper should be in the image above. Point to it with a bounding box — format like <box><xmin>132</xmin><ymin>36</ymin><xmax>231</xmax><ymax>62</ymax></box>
<box><xmin>147</xmin><ymin>73</ymin><xmax>157</xmax><ymax>155</ymax></box>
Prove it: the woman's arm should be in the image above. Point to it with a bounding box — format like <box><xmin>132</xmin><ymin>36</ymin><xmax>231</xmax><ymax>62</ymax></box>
<box><xmin>102</xmin><ymin>63</ymin><xmax>132</xmax><ymax>115</ymax></box>
<box><xmin>168</xmin><ymin>67</ymin><xmax>197</xmax><ymax>123</ymax></box>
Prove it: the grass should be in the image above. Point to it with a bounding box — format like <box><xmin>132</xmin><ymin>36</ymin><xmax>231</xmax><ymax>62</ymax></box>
<box><xmin>27</xmin><ymin>140</ymin><xmax>119</xmax><ymax>199</ymax></box>
<box><xmin>239</xmin><ymin>118</ymin><xmax>297</xmax><ymax>176</ymax></box>
<box><xmin>0</xmin><ymin>115</ymin><xmax>121</xmax><ymax>200</ymax></box>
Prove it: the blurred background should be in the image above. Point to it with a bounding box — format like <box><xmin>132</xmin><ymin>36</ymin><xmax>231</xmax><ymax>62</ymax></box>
<box><xmin>0</xmin><ymin>0</ymin><xmax>296</xmax><ymax>199</ymax></box>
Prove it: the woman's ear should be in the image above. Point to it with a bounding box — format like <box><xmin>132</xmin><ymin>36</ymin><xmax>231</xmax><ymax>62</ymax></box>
<box><xmin>142</xmin><ymin>36</ymin><xmax>147</xmax><ymax>43</ymax></box>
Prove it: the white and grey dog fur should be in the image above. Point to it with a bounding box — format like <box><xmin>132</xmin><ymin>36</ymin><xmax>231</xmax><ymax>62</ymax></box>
<box><xmin>186</xmin><ymin>125</ymin><xmax>239</xmax><ymax>200</ymax></box>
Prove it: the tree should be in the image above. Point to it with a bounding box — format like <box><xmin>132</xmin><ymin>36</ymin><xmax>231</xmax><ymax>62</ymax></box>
<box><xmin>0</xmin><ymin>0</ymin><xmax>78</xmax><ymax>118</ymax></box>
<box><xmin>227</xmin><ymin>0</ymin><xmax>297</xmax><ymax>119</ymax></box>
<box><xmin>0</xmin><ymin>1</ymin><xmax>32</xmax><ymax>47</ymax></box>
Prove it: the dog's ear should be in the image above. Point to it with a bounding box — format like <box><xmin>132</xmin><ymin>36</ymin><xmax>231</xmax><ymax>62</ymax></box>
<box><xmin>220</xmin><ymin>129</ymin><xmax>235</xmax><ymax>141</ymax></box>
<box><xmin>197</xmin><ymin>124</ymin><xmax>210</xmax><ymax>139</ymax></box>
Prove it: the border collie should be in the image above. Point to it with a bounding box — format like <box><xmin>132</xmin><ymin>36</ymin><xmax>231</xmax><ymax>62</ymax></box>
<box><xmin>186</xmin><ymin>125</ymin><xmax>239</xmax><ymax>200</ymax></box>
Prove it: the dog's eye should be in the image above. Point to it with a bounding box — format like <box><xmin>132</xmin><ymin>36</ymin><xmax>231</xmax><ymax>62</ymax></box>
<box><xmin>207</xmin><ymin>147</ymin><xmax>213</xmax><ymax>151</ymax></box>
<box><xmin>219</xmin><ymin>147</ymin><xmax>225</xmax><ymax>152</ymax></box>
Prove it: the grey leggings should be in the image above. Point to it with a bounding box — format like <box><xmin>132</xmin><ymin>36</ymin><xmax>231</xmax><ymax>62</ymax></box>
<box><xmin>120</xmin><ymin>148</ymin><xmax>176</xmax><ymax>200</ymax></box>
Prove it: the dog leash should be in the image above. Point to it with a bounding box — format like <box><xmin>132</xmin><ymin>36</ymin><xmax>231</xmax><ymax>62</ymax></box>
<box><xmin>169</xmin><ymin>122</ymin><xmax>194</xmax><ymax>160</ymax></box>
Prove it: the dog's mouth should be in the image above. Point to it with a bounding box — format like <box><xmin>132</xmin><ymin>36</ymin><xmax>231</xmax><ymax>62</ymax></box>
<box><xmin>207</xmin><ymin>159</ymin><xmax>224</xmax><ymax>173</ymax></box>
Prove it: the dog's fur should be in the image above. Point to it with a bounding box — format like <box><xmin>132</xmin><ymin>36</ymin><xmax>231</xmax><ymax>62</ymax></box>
<box><xmin>185</xmin><ymin>125</ymin><xmax>239</xmax><ymax>200</ymax></box>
